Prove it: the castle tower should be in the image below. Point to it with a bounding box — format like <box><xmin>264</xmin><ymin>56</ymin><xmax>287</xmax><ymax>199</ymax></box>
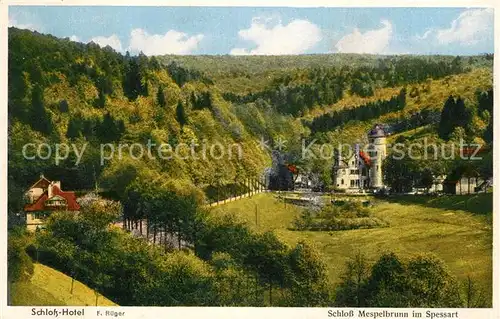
<box><xmin>367</xmin><ymin>124</ymin><xmax>387</xmax><ymax>189</ymax></box>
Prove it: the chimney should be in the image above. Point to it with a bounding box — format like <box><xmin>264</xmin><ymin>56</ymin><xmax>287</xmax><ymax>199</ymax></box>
<box><xmin>48</xmin><ymin>182</ymin><xmax>53</xmax><ymax>198</ymax></box>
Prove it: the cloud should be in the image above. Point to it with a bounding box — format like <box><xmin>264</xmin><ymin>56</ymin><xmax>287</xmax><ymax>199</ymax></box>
<box><xmin>419</xmin><ymin>8</ymin><xmax>493</xmax><ymax>46</ymax></box>
<box><xmin>8</xmin><ymin>16</ymin><xmax>39</xmax><ymax>31</ymax></box>
<box><xmin>69</xmin><ymin>35</ymin><xmax>81</xmax><ymax>42</ymax></box>
<box><xmin>128</xmin><ymin>28</ymin><xmax>204</xmax><ymax>55</ymax></box>
<box><xmin>230</xmin><ymin>17</ymin><xmax>322</xmax><ymax>55</ymax></box>
<box><xmin>90</xmin><ymin>34</ymin><xmax>123</xmax><ymax>52</ymax></box>
<box><xmin>334</xmin><ymin>20</ymin><xmax>393</xmax><ymax>54</ymax></box>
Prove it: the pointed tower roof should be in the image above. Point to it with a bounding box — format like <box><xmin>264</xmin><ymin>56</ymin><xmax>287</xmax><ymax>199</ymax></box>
<box><xmin>368</xmin><ymin>124</ymin><xmax>387</xmax><ymax>138</ymax></box>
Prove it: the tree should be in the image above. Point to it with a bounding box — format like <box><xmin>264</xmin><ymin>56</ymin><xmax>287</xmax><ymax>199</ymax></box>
<box><xmin>8</xmin><ymin>229</ymin><xmax>34</xmax><ymax>283</ymax></box>
<box><xmin>59</xmin><ymin>100</ymin><xmax>69</xmax><ymax>113</ymax></box>
<box><xmin>66</xmin><ymin>118</ymin><xmax>82</xmax><ymax>139</ymax></box>
<box><xmin>77</xmin><ymin>193</ymin><xmax>122</xmax><ymax>230</ymax></box>
<box><xmin>246</xmin><ymin>231</ymin><xmax>292</xmax><ymax>305</ymax></box>
<box><xmin>418</xmin><ymin>168</ymin><xmax>434</xmax><ymax>192</ymax></box>
<box><xmin>29</xmin><ymin>60</ymin><xmax>45</xmax><ymax>85</ymax></box>
<box><xmin>335</xmin><ymin>252</ymin><xmax>463</xmax><ymax>307</ymax></box>
<box><xmin>269</xmin><ymin>164</ymin><xmax>294</xmax><ymax>191</ymax></box>
<box><xmin>405</xmin><ymin>254</ymin><xmax>461</xmax><ymax>307</ymax></box>
<box><xmin>335</xmin><ymin>252</ymin><xmax>370</xmax><ymax>306</ymax></box>
<box><xmin>97</xmin><ymin>113</ymin><xmax>120</xmax><ymax>143</ymax></box>
<box><xmin>438</xmin><ymin>96</ymin><xmax>455</xmax><ymax>140</ymax></box>
<box><xmin>149</xmin><ymin>56</ymin><xmax>161</xmax><ymax>71</ymax></box>
<box><xmin>366</xmin><ymin>253</ymin><xmax>408</xmax><ymax>307</ymax></box>
<box><xmin>454</xmin><ymin>97</ymin><xmax>469</xmax><ymax>128</ymax></box>
<box><xmin>30</xmin><ymin>84</ymin><xmax>52</xmax><ymax>134</ymax></box>
<box><xmin>483</xmin><ymin>118</ymin><xmax>493</xmax><ymax>144</ymax></box>
<box><xmin>287</xmin><ymin>241</ymin><xmax>329</xmax><ymax>306</ymax></box>
<box><xmin>153</xmin><ymin>251</ymin><xmax>218</xmax><ymax>306</ymax></box>
<box><xmin>210</xmin><ymin>252</ymin><xmax>264</xmax><ymax>306</ymax></box>
<box><xmin>461</xmin><ymin>275</ymin><xmax>488</xmax><ymax>308</ymax></box>
<box><xmin>123</xmin><ymin>57</ymin><xmax>143</xmax><ymax>100</ymax></box>
<box><xmin>449</xmin><ymin>126</ymin><xmax>467</xmax><ymax>142</ymax></box>
<box><xmin>157</xmin><ymin>86</ymin><xmax>167</xmax><ymax>108</ymax></box>
<box><xmin>95</xmin><ymin>88</ymin><xmax>106</xmax><ymax>108</ymax></box>
<box><xmin>383</xmin><ymin>154</ymin><xmax>416</xmax><ymax>193</ymax></box>
<box><xmin>176</xmin><ymin>100</ymin><xmax>188</xmax><ymax>128</ymax></box>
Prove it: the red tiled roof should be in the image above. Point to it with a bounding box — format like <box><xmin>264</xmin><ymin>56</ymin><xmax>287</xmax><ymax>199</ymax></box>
<box><xmin>24</xmin><ymin>184</ymin><xmax>80</xmax><ymax>212</ymax></box>
<box><xmin>359</xmin><ymin>151</ymin><xmax>371</xmax><ymax>167</ymax></box>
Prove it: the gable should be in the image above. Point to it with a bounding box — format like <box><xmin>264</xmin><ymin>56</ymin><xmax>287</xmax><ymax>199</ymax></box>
<box><xmin>28</xmin><ymin>176</ymin><xmax>51</xmax><ymax>191</ymax></box>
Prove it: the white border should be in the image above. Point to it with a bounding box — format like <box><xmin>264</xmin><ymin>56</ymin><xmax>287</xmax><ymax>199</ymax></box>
<box><xmin>1</xmin><ymin>1</ymin><xmax>498</xmax><ymax>319</ymax></box>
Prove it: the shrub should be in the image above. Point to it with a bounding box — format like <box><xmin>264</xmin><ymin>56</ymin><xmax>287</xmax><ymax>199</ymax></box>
<box><xmin>291</xmin><ymin>201</ymin><xmax>385</xmax><ymax>231</ymax></box>
<box><xmin>8</xmin><ymin>228</ymin><xmax>34</xmax><ymax>283</ymax></box>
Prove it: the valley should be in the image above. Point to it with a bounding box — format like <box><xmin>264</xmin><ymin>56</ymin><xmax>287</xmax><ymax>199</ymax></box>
<box><xmin>7</xmin><ymin>26</ymin><xmax>494</xmax><ymax>307</ymax></box>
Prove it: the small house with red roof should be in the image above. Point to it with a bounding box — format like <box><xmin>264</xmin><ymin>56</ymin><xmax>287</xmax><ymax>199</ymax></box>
<box><xmin>24</xmin><ymin>174</ymin><xmax>80</xmax><ymax>231</ymax></box>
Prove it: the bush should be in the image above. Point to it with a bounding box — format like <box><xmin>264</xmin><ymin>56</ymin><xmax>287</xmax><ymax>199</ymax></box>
<box><xmin>8</xmin><ymin>229</ymin><xmax>34</xmax><ymax>283</ymax></box>
<box><xmin>291</xmin><ymin>201</ymin><xmax>385</xmax><ymax>231</ymax></box>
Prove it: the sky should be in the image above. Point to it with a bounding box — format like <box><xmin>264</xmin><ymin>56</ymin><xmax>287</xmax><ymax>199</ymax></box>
<box><xmin>8</xmin><ymin>6</ymin><xmax>495</xmax><ymax>56</ymax></box>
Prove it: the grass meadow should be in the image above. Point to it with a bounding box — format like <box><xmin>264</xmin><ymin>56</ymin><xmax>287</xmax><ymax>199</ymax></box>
<box><xmin>211</xmin><ymin>192</ymin><xmax>493</xmax><ymax>301</ymax></box>
<box><xmin>9</xmin><ymin>263</ymin><xmax>117</xmax><ymax>306</ymax></box>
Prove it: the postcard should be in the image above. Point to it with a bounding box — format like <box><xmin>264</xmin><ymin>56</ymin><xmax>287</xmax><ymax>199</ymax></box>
<box><xmin>2</xmin><ymin>2</ymin><xmax>498</xmax><ymax>319</ymax></box>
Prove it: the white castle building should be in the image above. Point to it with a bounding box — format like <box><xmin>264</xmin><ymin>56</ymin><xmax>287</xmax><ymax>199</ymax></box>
<box><xmin>333</xmin><ymin>124</ymin><xmax>387</xmax><ymax>192</ymax></box>
<box><xmin>332</xmin><ymin>124</ymin><xmax>491</xmax><ymax>194</ymax></box>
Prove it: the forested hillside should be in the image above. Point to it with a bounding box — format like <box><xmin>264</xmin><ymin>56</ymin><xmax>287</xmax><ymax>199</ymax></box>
<box><xmin>8</xmin><ymin>28</ymin><xmax>273</xmax><ymax>220</ymax></box>
<box><xmin>8</xmin><ymin>27</ymin><xmax>493</xmax><ymax>219</ymax></box>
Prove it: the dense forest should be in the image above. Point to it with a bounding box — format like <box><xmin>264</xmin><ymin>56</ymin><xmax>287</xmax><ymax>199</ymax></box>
<box><xmin>8</xmin><ymin>27</ymin><xmax>495</xmax><ymax>217</ymax></box>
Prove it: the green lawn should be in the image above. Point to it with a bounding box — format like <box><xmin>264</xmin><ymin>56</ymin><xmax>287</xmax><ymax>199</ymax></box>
<box><xmin>211</xmin><ymin>192</ymin><xmax>493</xmax><ymax>303</ymax></box>
<box><xmin>9</xmin><ymin>263</ymin><xmax>117</xmax><ymax>306</ymax></box>
<box><xmin>385</xmin><ymin>193</ymin><xmax>493</xmax><ymax>216</ymax></box>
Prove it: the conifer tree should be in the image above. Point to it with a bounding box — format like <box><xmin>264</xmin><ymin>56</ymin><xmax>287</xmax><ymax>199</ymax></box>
<box><xmin>98</xmin><ymin>113</ymin><xmax>118</xmax><ymax>142</ymax></box>
<box><xmin>59</xmin><ymin>100</ymin><xmax>69</xmax><ymax>113</ymax></box>
<box><xmin>82</xmin><ymin>119</ymin><xmax>95</xmax><ymax>138</ymax></box>
<box><xmin>176</xmin><ymin>100</ymin><xmax>188</xmax><ymax>127</ymax></box>
<box><xmin>438</xmin><ymin>96</ymin><xmax>456</xmax><ymax>140</ymax></box>
<box><xmin>31</xmin><ymin>84</ymin><xmax>52</xmax><ymax>134</ymax></box>
<box><xmin>454</xmin><ymin>97</ymin><xmax>469</xmax><ymax>128</ymax></box>
<box><xmin>66</xmin><ymin>118</ymin><xmax>81</xmax><ymax>139</ymax></box>
<box><xmin>157</xmin><ymin>86</ymin><xmax>167</xmax><ymax>108</ymax></box>
<box><xmin>95</xmin><ymin>88</ymin><xmax>106</xmax><ymax>108</ymax></box>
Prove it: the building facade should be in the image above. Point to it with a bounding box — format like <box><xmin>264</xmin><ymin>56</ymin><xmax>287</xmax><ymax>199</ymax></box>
<box><xmin>24</xmin><ymin>175</ymin><xmax>80</xmax><ymax>231</ymax></box>
<box><xmin>333</xmin><ymin>124</ymin><xmax>387</xmax><ymax>192</ymax></box>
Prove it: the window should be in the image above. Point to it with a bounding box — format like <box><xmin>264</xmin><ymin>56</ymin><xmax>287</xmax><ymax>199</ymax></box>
<box><xmin>356</xmin><ymin>180</ymin><xmax>360</xmax><ymax>186</ymax></box>
<box><xmin>350</xmin><ymin>180</ymin><xmax>355</xmax><ymax>187</ymax></box>
<box><xmin>45</xmin><ymin>196</ymin><xmax>67</xmax><ymax>207</ymax></box>
<box><xmin>341</xmin><ymin>179</ymin><xmax>344</xmax><ymax>185</ymax></box>
<box><xmin>33</xmin><ymin>211</ymin><xmax>50</xmax><ymax>220</ymax></box>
